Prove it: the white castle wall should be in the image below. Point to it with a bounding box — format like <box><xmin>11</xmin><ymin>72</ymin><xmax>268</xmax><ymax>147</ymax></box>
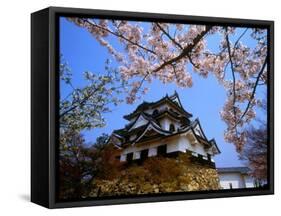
<box><xmin>119</xmin><ymin>134</ymin><xmax>210</xmax><ymax>162</ymax></box>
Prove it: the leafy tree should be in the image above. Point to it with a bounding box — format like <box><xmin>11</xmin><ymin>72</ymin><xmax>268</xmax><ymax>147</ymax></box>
<box><xmin>59</xmin><ymin>56</ymin><xmax>126</xmax><ymax>149</ymax></box>
<box><xmin>59</xmin><ymin>56</ymin><xmax>126</xmax><ymax>198</ymax></box>
<box><xmin>59</xmin><ymin>132</ymin><xmax>95</xmax><ymax>199</ymax></box>
<box><xmin>59</xmin><ymin>131</ymin><xmax>122</xmax><ymax>199</ymax></box>
<box><xmin>67</xmin><ymin>18</ymin><xmax>268</xmax><ymax>152</ymax></box>
<box><xmin>240</xmin><ymin>101</ymin><xmax>267</xmax><ymax>181</ymax></box>
<box><xmin>92</xmin><ymin>133</ymin><xmax>110</xmax><ymax>151</ymax></box>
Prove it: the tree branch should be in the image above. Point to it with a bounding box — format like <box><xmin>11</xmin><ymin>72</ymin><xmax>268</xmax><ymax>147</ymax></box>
<box><xmin>236</xmin><ymin>56</ymin><xmax>268</xmax><ymax>125</ymax></box>
<box><xmin>60</xmin><ymin>81</ymin><xmax>106</xmax><ymax>118</ymax></box>
<box><xmin>133</xmin><ymin>72</ymin><xmax>149</xmax><ymax>95</ymax></box>
<box><xmin>156</xmin><ymin>23</ymin><xmax>183</xmax><ymax>49</ymax></box>
<box><xmin>222</xmin><ymin>28</ymin><xmax>248</xmax><ymax>79</ymax></box>
<box><xmin>225</xmin><ymin>28</ymin><xmax>237</xmax><ymax>123</ymax></box>
<box><xmin>153</xmin><ymin>26</ymin><xmax>212</xmax><ymax>73</ymax></box>
<box><xmin>83</xmin><ymin>19</ymin><xmax>157</xmax><ymax>55</ymax></box>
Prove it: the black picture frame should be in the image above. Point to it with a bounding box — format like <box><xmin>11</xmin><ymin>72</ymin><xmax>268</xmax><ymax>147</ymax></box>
<box><xmin>31</xmin><ymin>6</ymin><xmax>274</xmax><ymax>208</ymax></box>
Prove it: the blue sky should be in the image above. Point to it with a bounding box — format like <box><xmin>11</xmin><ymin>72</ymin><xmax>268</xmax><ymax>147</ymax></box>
<box><xmin>59</xmin><ymin>17</ymin><xmax>267</xmax><ymax>167</ymax></box>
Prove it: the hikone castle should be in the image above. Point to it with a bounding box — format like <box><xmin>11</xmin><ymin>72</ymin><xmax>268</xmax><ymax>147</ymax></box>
<box><xmin>108</xmin><ymin>91</ymin><xmax>220</xmax><ymax>168</ymax></box>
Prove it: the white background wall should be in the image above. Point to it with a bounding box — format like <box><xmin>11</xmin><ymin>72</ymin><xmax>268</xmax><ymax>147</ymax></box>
<box><xmin>244</xmin><ymin>175</ymin><xmax>255</xmax><ymax>188</ymax></box>
<box><xmin>0</xmin><ymin>0</ymin><xmax>279</xmax><ymax>215</ymax></box>
<box><xmin>219</xmin><ymin>173</ymin><xmax>246</xmax><ymax>189</ymax></box>
<box><xmin>219</xmin><ymin>173</ymin><xmax>255</xmax><ymax>189</ymax></box>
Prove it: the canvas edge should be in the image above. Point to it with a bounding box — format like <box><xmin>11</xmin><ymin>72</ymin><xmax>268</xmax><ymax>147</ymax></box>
<box><xmin>31</xmin><ymin>8</ymin><xmax>51</xmax><ymax>208</ymax></box>
<box><xmin>31</xmin><ymin>6</ymin><xmax>274</xmax><ymax>209</ymax></box>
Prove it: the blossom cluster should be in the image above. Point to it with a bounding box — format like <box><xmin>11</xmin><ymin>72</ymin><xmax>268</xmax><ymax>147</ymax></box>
<box><xmin>68</xmin><ymin>17</ymin><xmax>268</xmax><ymax>152</ymax></box>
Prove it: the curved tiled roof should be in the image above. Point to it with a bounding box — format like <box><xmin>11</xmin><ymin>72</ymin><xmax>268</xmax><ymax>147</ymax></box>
<box><xmin>109</xmin><ymin>92</ymin><xmax>220</xmax><ymax>155</ymax></box>
<box><xmin>123</xmin><ymin>92</ymin><xmax>192</xmax><ymax>120</ymax></box>
<box><xmin>112</xmin><ymin>116</ymin><xmax>220</xmax><ymax>155</ymax></box>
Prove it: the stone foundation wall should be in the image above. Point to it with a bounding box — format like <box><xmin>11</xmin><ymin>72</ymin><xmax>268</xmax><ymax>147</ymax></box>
<box><xmin>86</xmin><ymin>153</ymin><xmax>220</xmax><ymax>198</ymax></box>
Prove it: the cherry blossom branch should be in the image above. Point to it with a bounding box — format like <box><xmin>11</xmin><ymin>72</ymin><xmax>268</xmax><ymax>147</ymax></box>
<box><xmin>155</xmin><ymin>23</ymin><xmax>200</xmax><ymax>69</ymax></box>
<box><xmin>153</xmin><ymin>26</ymin><xmax>212</xmax><ymax>73</ymax></box>
<box><xmin>236</xmin><ymin>56</ymin><xmax>268</xmax><ymax>126</ymax></box>
<box><xmin>66</xmin><ymin>19</ymin><xmax>269</xmax><ymax>152</ymax></box>
<box><xmin>225</xmin><ymin>28</ymin><xmax>237</xmax><ymax>124</ymax></box>
<box><xmin>171</xmin><ymin>64</ymin><xmax>180</xmax><ymax>80</ymax></box>
<box><xmin>71</xmin><ymin>18</ymin><xmax>210</xmax><ymax>79</ymax></box>
<box><xmin>83</xmin><ymin>19</ymin><xmax>157</xmax><ymax>55</ymax></box>
<box><xmin>155</xmin><ymin>23</ymin><xmax>183</xmax><ymax>49</ymax></box>
<box><xmin>187</xmin><ymin>54</ymin><xmax>200</xmax><ymax>69</ymax></box>
<box><xmin>234</xmin><ymin>28</ymin><xmax>248</xmax><ymax>48</ymax></box>
<box><xmin>222</xmin><ymin>28</ymin><xmax>248</xmax><ymax>79</ymax></box>
<box><xmin>135</xmin><ymin>72</ymin><xmax>149</xmax><ymax>93</ymax></box>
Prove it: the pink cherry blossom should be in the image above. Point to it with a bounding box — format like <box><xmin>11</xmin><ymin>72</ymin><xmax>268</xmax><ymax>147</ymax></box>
<box><xmin>68</xmin><ymin>18</ymin><xmax>268</xmax><ymax>153</ymax></box>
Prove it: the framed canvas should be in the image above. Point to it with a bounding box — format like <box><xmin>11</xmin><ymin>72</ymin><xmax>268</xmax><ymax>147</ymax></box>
<box><xmin>31</xmin><ymin>6</ymin><xmax>274</xmax><ymax>208</ymax></box>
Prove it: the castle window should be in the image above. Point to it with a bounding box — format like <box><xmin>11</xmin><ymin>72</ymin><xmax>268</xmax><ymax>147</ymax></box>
<box><xmin>152</xmin><ymin>109</ymin><xmax>159</xmax><ymax>116</ymax></box>
<box><xmin>126</xmin><ymin>152</ymin><xmax>133</xmax><ymax>163</ymax></box>
<box><xmin>169</xmin><ymin>124</ymin><xmax>175</xmax><ymax>132</ymax></box>
<box><xmin>140</xmin><ymin>149</ymin><xmax>149</xmax><ymax>161</ymax></box>
<box><xmin>181</xmin><ymin>118</ymin><xmax>190</xmax><ymax>126</ymax></box>
<box><xmin>157</xmin><ymin>144</ymin><xmax>167</xmax><ymax>156</ymax></box>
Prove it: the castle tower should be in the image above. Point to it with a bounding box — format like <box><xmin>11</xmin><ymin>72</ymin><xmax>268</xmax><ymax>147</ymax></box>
<box><xmin>108</xmin><ymin>91</ymin><xmax>220</xmax><ymax>168</ymax></box>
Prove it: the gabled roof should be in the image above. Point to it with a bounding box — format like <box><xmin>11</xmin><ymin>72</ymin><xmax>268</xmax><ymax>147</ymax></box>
<box><xmin>111</xmin><ymin>118</ymin><xmax>220</xmax><ymax>155</ymax></box>
<box><xmin>154</xmin><ymin>109</ymin><xmax>186</xmax><ymax>122</ymax></box>
<box><xmin>113</xmin><ymin>123</ymin><xmax>147</xmax><ymax>138</ymax></box>
<box><xmin>132</xmin><ymin>121</ymin><xmax>172</xmax><ymax>144</ymax></box>
<box><xmin>126</xmin><ymin>112</ymin><xmax>151</xmax><ymax>131</ymax></box>
<box><xmin>124</xmin><ymin>111</ymin><xmax>185</xmax><ymax>132</ymax></box>
<box><xmin>112</xmin><ymin>113</ymin><xmax>169</xmax><ymax>142</ymax></box>
<box><xmin>169</xmin><ymin>91</ymin><xmax>184</xmax><ymax>108</ymax></box>
<box><xmin>106</xmin><ymin>133</ymin><xmax>124</xmax><ymax>149</ymax></box>
<box><xmin>191</xmin><ymin>118</ymin><xmax>208</xmax><ymax>140</ymax></box>
<box><xmin>190</xmin><ymin>119</ymin><xmax>221</xmax><ymax>154</ymax></box>
<box><xmin>109</xmin><ymin>93</ymin><xmax>220</xmax><ymax>155</ymax></box>
<box><xmin>195</xmin><ymin>134</ymin><xmax>212</xmax><ymax>147</ymax></box>
<box><xmin>123</xmin><ymin>92</ymin><xmax>192</xmax><ymax>120</ymax></box>
<box><xmin>209</xmin><ymin>138</ymin><xmax>221</xmax><ymax>154</ymax></box>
